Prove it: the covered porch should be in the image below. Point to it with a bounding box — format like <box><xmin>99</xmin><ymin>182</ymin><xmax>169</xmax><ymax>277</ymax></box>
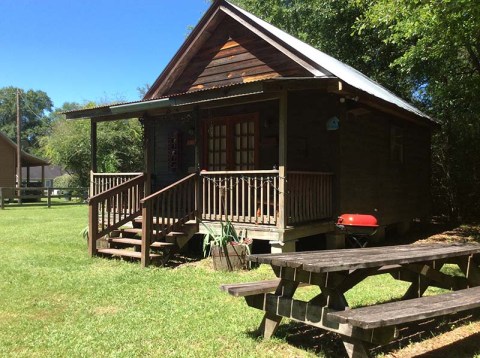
<box><xmin>67</xmin><ymin>79</ymin><xmax>344</xmax><ymax>266</ymax></box>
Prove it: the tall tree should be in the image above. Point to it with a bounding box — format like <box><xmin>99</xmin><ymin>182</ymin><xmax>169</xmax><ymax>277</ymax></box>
<box><xmin>355</xmin><ymin>0</ymin><xmax>480</xmax><ymax>220</ymax></box>
<box><xmin>0</xmin><ymin>86</ymin><xmax>53</xmax><ymax>153</ymax></box>
<box><xmin>40</xmin><ymin>102</ymin><xmax>144</xmax><ymax>187</ymax></box>
<box><xmin>232</xmin><ymin>0</ymin><xmax>480</xmax><ymax>220</ymax></box>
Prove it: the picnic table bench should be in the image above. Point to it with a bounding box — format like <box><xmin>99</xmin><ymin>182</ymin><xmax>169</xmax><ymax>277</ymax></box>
<box><xmin>221</xmin><ymin>243</ymin><xmax>480</xmax><ymax>358</ymax></box>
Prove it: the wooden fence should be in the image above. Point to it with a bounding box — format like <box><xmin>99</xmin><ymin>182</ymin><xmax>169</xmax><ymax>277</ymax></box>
<box><xmin>0</xmin><ymin>186</ymin><xmax>88</xmax><ymax>209</ymax></box>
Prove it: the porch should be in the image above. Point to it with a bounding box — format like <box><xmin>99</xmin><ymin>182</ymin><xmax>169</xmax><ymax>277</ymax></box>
<box><xmin>88</xmin><ymin>169</ymin><xmax>335</xmax><ymax>266</ymax></box>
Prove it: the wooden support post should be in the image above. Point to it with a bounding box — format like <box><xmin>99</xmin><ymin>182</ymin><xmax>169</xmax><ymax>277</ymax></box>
<box><xmin>26</xmin><ymin>166</ymin><xmax>30</xmax><ymax>186</ymax></box>
<box><xmin>47</xmin><ymin>187</ymin><xmax>52</xmax><ymax>208</ymax></box>
<box><xmin>89</xmin><ymin>170</ymin><xmax>94</xmax><ymax>198</ymax></box>
<box><xmin>141</xmin><ymin>204</ymin><xmax>152</xmax><ymax>268</ymax></box>
<box><xmin>91</xmin><ymin>120</ymin><xmax>97</xmax><ymax>173</ymax></box>
<box><xmin>16</xmin><ymin>89</ymin><xmax>22</xmax><ymax>205</ymax></box>
<box><xmin>41</xmin><ymin>165</ymin><xmax>45</xmax><ymax>188</ymax></box>
<box><xmin>0</xmin><ymin>188</ymin><xmax>4</xmax><ymax>210</ymax></box>
<box><xmin>326</xmin><ymin>232</ymin><xmax>345</xmax><ymax>249</ymax></box>
<box><xmin>278</xmin><ymin>91</ymin><xmax>288</xmax><ymax>230</ymax></box>
<box><xmin>143</xmin><ymin>117</ymin><xmax>153</xmax><ymax>196</ymax></box>
<box><xmin>88</xmin><ymin>203</ymin><xmax>98</xmax><ymax>256</ymax></box>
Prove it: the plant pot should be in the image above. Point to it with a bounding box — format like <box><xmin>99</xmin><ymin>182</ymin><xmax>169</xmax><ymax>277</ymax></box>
<box><xmin>211</xmin><ymin>244</ymin><xmax>248</xmax><ymax>271</ymax></box>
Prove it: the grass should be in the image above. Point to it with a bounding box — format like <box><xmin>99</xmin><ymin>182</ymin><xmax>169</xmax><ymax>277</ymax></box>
<box><xmin>0</xmin><ymin>202</ymin><xmax>479</xmax><ymax>357</ymax></box>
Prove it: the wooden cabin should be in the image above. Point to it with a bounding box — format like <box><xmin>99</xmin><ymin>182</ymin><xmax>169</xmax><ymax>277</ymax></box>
<box><xmin>0</xmin><ymin>131</ymin><xmax>49</xmax><ymax>200</ymax></box>
<box><xmin>66</xmin><ymin>0</ymin><xmax>437</xmax><ymax>266</ymax></box>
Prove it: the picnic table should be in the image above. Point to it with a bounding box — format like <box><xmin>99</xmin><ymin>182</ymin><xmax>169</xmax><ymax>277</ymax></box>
<box><xmin>221</xmin><ymin>243</ymin><xmax>480</xmax><ymax>357</ymax></box>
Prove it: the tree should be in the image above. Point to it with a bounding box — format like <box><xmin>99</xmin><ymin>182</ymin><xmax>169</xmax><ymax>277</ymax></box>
<box><xmin>40</xmin><ymin>102</ymin><xmax>144</xmax><ymax>187</ymax></box>
<box><xmin>0</xmin><ymin>86</ymin><xmax>53</xmax><ymax>153</ymax></box>
<box><xmin>233</xmin><ymin>0</ymin><xmax>480</xmax><ymax>221</ymax></box>
<box><xmin>354</xmin><ymin>0</ymin><xmax>480</xmax><ymax>220</ymax></box>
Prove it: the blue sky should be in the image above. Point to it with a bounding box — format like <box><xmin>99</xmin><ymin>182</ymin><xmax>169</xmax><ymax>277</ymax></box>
<box><xmin>0</xmin><ymin>0</ymin><xmax>211</xmax><ymax>108</ymax></box>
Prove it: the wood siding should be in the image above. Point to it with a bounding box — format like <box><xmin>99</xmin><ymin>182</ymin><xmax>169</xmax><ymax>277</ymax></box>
<box><xmin>339</xmin><ymin>110</ymin><xmax>431</xmax><ymax>227</ymax></box>
<box><xmin>166</xmin><ymin>17</ymin><xmax>310</xmax><ymax>95</ymax></box>
<box><xmin>0</xmin><ymin>138</ymin><xmax>16</xmax><ymax>198</ymax></box>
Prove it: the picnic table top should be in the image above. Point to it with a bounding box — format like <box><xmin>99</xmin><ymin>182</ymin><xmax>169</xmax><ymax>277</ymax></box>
<box><xmin>247</xmin><ymin>243</ymin><xmax>480</xmax><ymax>273</ymax></box>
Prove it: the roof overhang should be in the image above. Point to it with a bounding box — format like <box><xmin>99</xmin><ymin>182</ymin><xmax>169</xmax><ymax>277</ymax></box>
<box><xmin>0</xmin><ymin>132</ymin><xmax>49</xmax><ymax>167</ymax></box>
<box><xmin>65</xmin><ymin>77</ymin><xmax>438</xmax><ymax>127</ymax></box>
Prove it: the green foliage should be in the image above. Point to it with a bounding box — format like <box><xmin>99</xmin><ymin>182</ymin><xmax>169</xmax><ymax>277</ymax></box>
<box><xmin>39</xmin><ymin>102</ymin><xmax>143</xmax><ymax>187</ymax></box>
<box><xmin>202</xmin><ymin>220</ymin><xmax>251</xmax><ymax>257</ymax></box>
<box><xmin>233</xmin><ymin>0</ymin><xmax>480</xmax><ymax>221</ymax></box>
<box><xmin>53</xmin><ymin>173</ymin><xmax>80</xmax><ymax>189</ymax></box>
<box><xmin>354</xmin><ymin>0</ymin><xmax>480</xmax><ymax>220</ymax></box>
<box><xmin>0</xmin><ymin>86</ymin><xmax>53</xmax><ymax>153</ymax></box>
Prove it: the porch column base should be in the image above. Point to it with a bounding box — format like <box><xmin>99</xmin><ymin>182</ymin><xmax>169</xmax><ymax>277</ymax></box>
<box><xmin>325</xmin><ymin>232</ymin><xmax>345</xmax><ymax>250</ymax></box>
<box><xmin>269</xmin><ymin>240</ymin><xmax>295</xmax><ymax>254</ymax></box>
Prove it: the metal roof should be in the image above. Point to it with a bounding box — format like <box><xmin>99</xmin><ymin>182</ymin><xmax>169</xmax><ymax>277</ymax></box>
<box><xmin>228</xmin><ymin>1</ymin><xmax>431</xmax><ymax>121</ymax></box>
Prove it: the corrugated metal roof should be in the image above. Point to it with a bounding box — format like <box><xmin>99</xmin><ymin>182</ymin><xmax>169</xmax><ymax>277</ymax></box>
<box><xmin>228</xmin><ymin>1</ymin><xmax>431</xmax><ymax>120</ymax></box>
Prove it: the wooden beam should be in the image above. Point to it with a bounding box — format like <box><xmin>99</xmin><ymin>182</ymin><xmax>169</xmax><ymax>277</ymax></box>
<box><xmin>278</xmin><ymin>91</ymin><xmax>287</xmax><ymax>231</ymax></box>
<box><xmin>90</xmin><ymin>121</ymin><xmax>97</xmax><ymax>172</ymax></box>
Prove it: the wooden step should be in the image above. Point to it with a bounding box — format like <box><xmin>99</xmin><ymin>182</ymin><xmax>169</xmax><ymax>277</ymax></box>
<box><xmin>97</xmin><ymin>248</ymin><xmax>161</xmax><ymax>259</ymax></box>
<box><xmin>108</xmin><ymin>237</ymin><xmax>175</xmax><ymax>248</ymax></box>
<box><xmin>134</xmin><ymin>217</ymin><xmax>197</xmax><ymax>225</ymax></box>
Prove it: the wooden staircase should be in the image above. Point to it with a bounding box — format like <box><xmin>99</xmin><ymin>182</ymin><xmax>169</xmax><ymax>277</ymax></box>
<box><xmin>88</xmin><ymin>173</ymin><xmax>199</xmax><ymax>267</ymax></box>
<box><xmin>98</xmin><ymin>215</ymin><xmax>199</xmax><ymax>266</ymax></box>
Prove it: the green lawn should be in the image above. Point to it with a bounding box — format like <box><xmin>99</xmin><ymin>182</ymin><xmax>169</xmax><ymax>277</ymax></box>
<box><xmin>0</xmin><ymin>203</ymin><xmax>475</xmax><ymax>357</ymax></box>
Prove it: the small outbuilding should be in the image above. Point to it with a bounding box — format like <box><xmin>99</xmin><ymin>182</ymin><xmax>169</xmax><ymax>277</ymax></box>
<box><xmin>0</xmin><ymin>131</ymin><xmax>49</xmax><ymax>199</ymax></box>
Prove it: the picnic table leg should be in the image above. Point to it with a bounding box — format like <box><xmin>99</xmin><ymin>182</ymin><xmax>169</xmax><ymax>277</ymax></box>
<box><xmin>259</xmin><ymin>312</ymin><xmax>283</xmax><ymax>339</ymax></box>
<box><xmin>342</xmin><ymin>336</ymin><xmax>370</xmax><ymax>358</ymax></box>
<box><xmin>258</xmin><ymin>279</ymin><xmax>299</xmax><ymax>339</ymax></box>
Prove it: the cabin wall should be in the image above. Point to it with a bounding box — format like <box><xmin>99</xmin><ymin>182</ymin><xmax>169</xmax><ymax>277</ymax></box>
<box><xmin>0</xmin><ymin>139</ymin><xmax>15</xmax><ymax>198</ymax></box>
<box><xmin>151</xmin><ymin>114</ymin><xmax>196</xmax><ymax>190</ymax></box>
<box><xmin>287</xmin><ymin>91</ymin><xmax>340</xmax><ymax>173</ymax></box>
<box><xmin>339</xmin><ymin>110</ymin><xmax>431</xmax><ymax>230</ymax></box>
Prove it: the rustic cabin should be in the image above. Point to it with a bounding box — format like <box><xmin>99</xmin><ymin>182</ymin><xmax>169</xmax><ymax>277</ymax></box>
<box><xmin>66</xmin><ymin>0</ymin><xmax>437</xmax><ymax>266</ymax></box>
<box><xmin>0</xmin><ymin>131</ymin><xmax>49</xmax><ymax>200</ymax></box>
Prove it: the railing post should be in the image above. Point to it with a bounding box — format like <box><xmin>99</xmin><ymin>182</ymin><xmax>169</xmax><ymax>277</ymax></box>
<box><xmin>195</xmin><ymin>173</ymin><xmax>201</xmax><ymax>221</ymax></box>
<box><xmin>47</xmin><ymin>187</ymin><xmax>52</xmax><ymax>208</ymax></box>
<box><xmin>141</xmin><ymin>203</ymin><xmax>151</xmax><ymax>268</ymax></box>
<box><xmin>278</xmin><ymin>91</ymin><xmax>288</xmax><ymax>230</ymax></box>
<box><xmin>88</xmin><ymin>202</ymin><xmax>98</xmax><ymax>257</ymax></box>
<box><xmin>90</xmin><ymin>170</ymin><xmax>94</xmax><ymax>198</ymax></box>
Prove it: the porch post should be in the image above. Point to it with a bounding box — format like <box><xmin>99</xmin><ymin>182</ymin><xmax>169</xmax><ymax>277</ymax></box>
<box><xmin>91</xmin><ymin>120</ymin><xmax>97</xmax><ymax>173</ymax></box>
<box><xmin>26</xmin><ymin>166</ymin><xmax>30</xmax><ymax>186</ymax></box>
<box><xmin>143</xmin><ymin>117</ymin><xmax>153</xmax><ymax>196</ymax></box>
<box><xmin>278</xmin><ymin>91</ymin><xmax>288</xmax><ymax>231</ymax></box>
<box><xmin>41</xmin><ymin>165</ymin><xmax>45</xmax><ymax>187</ymax></box>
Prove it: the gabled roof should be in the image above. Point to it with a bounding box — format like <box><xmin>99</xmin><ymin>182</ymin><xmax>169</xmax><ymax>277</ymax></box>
<box><xmin>0</xmin><ymin>131</ymin><xmax>49</xmax><ymax>167</ymax></box>
<box><xmin>145</xmin><ymin>0</ymin><xmax>431</xmax><ymax>122</ymax></box>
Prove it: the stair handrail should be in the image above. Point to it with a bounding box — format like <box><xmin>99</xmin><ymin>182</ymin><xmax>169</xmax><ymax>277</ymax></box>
<box><xmin>88</xmin><ymin>173</ymin><xmax>146</xmax><ymax>257</ymax></box>
<box><xmin>139</xmin><ymin>172</ymin><xmax>198</xmax><ymax>267</ymax></box>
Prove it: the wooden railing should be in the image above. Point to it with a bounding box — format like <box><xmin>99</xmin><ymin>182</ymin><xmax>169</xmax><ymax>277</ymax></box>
<box><xmin>90</xmin><ymin>171</ymin><xmax>143</xmax><ymax>197</ymax></box>
<box><xmin>200</xmin><ymin>170</ymin><xmax>280</xmax><ymax>226</ymax></box>
<box><xmin>88</xmin><ymin>174</ymin><xmax>146</xmax><ymax>256</ymax></box>
<box><xmin>140</xmin><ymin>173</ymin><xmax>197</xmax><ymax>267</ymax></box>
<box><xmin>287</xmin><ymin>171</ymin><xmax>333</xmax><ymax>225</ymax></box>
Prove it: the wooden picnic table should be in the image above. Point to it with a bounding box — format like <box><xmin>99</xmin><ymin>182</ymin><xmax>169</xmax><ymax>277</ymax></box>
<box><xmin>236</xmin><ymin>243</ymin><xmax>480</xmax><ymax>357</ymax></box>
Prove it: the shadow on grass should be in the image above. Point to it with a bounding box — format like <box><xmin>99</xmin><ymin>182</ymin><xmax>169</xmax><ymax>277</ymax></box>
<box><xmin>244</xmin><ymin>312</ymin><xmax>480</xmax><ymax>358</ymax></box>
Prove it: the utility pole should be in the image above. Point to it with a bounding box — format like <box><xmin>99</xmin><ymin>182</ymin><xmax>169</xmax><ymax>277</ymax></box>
<box><xmin>16</xmin><ymin>89</ymin><xmax>22</xmax><ymax>204</ymax></box>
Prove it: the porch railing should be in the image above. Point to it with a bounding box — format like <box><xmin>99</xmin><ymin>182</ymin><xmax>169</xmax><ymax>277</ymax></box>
<box><xmin>200</xmin><ymin>170</ymin><xmax>280</xmax><ymax>226</ymax></box>
<box><xmin>286</xmin><ymin>171</ymin><xmax>333</xmax><ymax>225</ymax></box>
<box><xmin>199</xmin><ymin>170</ymin><xmax>333</xmax><ymax>227</ymax></box>
<box><xmin>140</xmin><ymin>173</ymin><xmax>197</xmax><ymax>267</ymax></box>
<box><xmin>88</xmin><ymin>174</ymin><xmax>146</xmax><ymax>256</ymax></box>
<box><xmin>90</xmin><ymin>171</ymin><xmax>143</xmax><ymax>197</ymax></box>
